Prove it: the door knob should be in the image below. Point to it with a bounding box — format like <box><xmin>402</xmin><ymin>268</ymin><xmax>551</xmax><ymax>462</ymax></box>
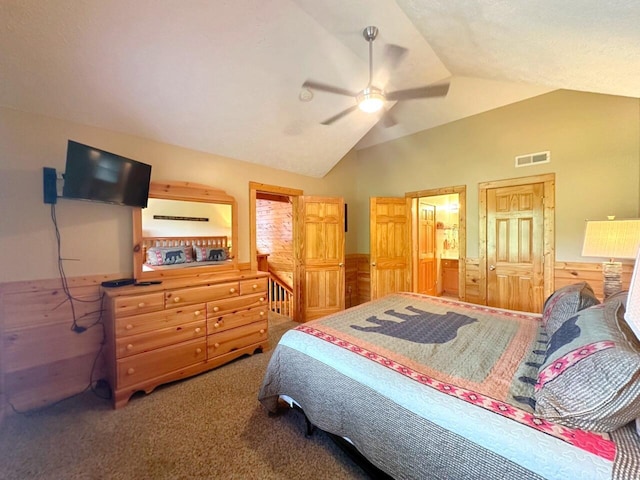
<box><xmin>371</xmin><ymin>262</ymin><xmax>376</xmax><ymax>267</ymax></box>
<box><xmin>489</xmin><ymin>264</ymin><xmax>496</xmax><ymax>271</ymax></box>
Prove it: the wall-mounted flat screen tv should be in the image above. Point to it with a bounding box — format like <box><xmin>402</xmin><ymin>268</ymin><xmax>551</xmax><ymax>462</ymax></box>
<box><xmin>62</xmin><ymin>140</ymin><xmax>152</xmax><ymax>208</ymax></box>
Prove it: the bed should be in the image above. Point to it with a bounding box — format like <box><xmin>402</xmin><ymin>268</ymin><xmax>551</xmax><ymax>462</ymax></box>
<box><xmin>258</xmin><ymin>288</ymin><xmax>640</xmax><ymax>479</ymax></box>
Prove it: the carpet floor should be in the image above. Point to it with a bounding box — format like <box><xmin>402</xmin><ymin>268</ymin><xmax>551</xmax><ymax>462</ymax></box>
<box><xmin>0</xmin><ymin>315</ymin><xmax>369</xmax><ymax>480</ymax></box>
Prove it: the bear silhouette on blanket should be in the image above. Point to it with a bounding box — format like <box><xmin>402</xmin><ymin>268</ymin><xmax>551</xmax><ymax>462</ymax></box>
<box><xmin>351</xmin><ymin>306</ymin><xmax>477</xmax><ymax>344</ymax></box>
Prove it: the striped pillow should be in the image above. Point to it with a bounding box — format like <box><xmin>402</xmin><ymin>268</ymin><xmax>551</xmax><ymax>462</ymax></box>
<box><xmin>535</xmin><ymin>300</ymin><xmax>640</xmax><ymax>432</ymax></box>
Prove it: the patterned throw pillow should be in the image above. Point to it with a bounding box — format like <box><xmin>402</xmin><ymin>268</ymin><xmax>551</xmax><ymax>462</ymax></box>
<box><xmin>194</xmin><ymin>246</ymin><xmax>228</xmax><ymax>262</ymax></box>
<box><xmin>534</xmin><ymin>300</ymin><xmax>640</xmax><ymax>432</ymax></box>
<box><xmin>625</xmin><ymin>248</ymin><xmax>640</xmax><ymax>341</ymax></box>
<box><xmin>542</xmin><ymin>282</ymin><xmax>600</xmax><ymax>337</ymax></box>
<box><xmin>146</xmin><ymin>246</ymin><xmax>193</xmax><ymax>266</ymax></box>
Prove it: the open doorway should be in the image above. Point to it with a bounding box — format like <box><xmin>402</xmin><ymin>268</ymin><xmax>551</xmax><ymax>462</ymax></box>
<box><xmin>407</xmin><ymin>185</ymin><xmax>467</xmax><ymax>301</ymax></box>
<box><xmin>249</xmin><ymin>183</ymin><xmax>302</xmax><ymax>320</ymax></box>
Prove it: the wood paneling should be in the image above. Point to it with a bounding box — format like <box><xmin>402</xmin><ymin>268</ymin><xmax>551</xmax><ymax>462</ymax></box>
<box><xmin>0</xmin><ymin>273</ymin><xmax>126</xmax><ymax>414</ymax></box>
<box><xmin>345</xmin><ymin>254</ymin><xmax>370</xmax><ymax>307</ymax></box>
<box><xmin>344</xmin><ymin>256</ymin><xmax>631</xmax><ymax>309</ymax></box>
<box><xmin>555</xmin><ymin>261</ymin><xmax>633</xmax><ymax>301</ymax></box>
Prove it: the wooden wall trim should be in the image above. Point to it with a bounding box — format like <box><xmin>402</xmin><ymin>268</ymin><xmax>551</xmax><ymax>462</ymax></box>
<box><xmin>1</xmin><ymin>272</ymin><xmax>127</xmax><ymax>416</ymax></box>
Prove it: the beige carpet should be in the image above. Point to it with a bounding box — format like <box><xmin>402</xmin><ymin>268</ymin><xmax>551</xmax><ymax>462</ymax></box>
<box><xmin>0</xmin><ymin>315</ymin><xmax>368</xmax><ymax>479</ymax></box>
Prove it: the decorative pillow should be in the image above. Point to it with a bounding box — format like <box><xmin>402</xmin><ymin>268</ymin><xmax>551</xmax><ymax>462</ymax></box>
<box><xmin>542</xmin><ymin>282</ymin><xmax>600</xmax><ymax>337</ymax></box>
<box><xmin>625</xmin><ymin>247</ymin><xmax>640</xmax><ymax>341</ymax></box>
<box><xmin>146</xmin><ymin>246</ymin><xmax>193</xmax><ymax>266</ymax></box>
<box><xmin>604</xmin><ymin>289</ymin><xmax>628</xmax><ymax>308</ymax></box>
<box><xmin>534</xmin><ymin>300</ymin><xmax>640</xmax><ymax>432</ymax></box>
<box><xmin>194</xmin><ymin>246</ymin><xmax>228</xmax><ymax>262</ymax></box>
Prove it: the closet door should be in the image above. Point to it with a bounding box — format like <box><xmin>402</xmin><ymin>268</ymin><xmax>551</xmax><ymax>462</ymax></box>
<box><xmin>370</xmin><ymin>197</ymin><xmax>411</xmax><ymax>300</ymax></box>
<box><xmin>485</xmin><ymin>183</ymin><xmax>545</xmax><ymax>312</ymax></box>
<box><xmin>294</xmin><ymin>196</ymin><xmax>345</xmax><ymax>322</ymax></box>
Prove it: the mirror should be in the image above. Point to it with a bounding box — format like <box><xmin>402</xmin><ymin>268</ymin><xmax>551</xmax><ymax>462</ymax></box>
<box><xmin>133</xmin><ymin>181</ymin><xmax>239</xmax><ymax>281</ymax></box>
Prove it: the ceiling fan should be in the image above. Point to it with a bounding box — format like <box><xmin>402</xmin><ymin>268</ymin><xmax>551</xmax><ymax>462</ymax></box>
<box><xmin>303</xmin><ymin>26</ymin><xmax>450</xmax><ymax>127</ymax></box>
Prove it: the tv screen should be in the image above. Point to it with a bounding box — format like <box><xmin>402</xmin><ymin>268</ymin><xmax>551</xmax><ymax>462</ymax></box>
<box><xmin>62</xmin><ymin>140</ymin><xmax>152</xmax><ymax>208</ymax></box>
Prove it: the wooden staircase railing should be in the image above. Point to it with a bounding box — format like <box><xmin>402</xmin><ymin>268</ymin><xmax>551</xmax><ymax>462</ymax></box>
<box><xmin>268</xmin><ymin>274</ymin><xmax>294</xmax><ymax>320</ymax></box>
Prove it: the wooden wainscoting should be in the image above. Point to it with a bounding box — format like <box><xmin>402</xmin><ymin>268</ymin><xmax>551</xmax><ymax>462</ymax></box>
<box><xmin>345</xmin><ymin>255</ymin><xmax>632</xmax><ymax>310</ymax></box>
<box><xmin>465</xmin><ymin>258</ymin><xmax>633</xmax><ymax>304</ymax></box>
<box><xmin>0</xmin><ymin>273</ymin><xmax>126</xmax><ymax>416</ymax></box>
<box><xmin>345</xmin><ymin>254</ymin><xmax>371</xmax><ymax>308</ymax></box>
<box><xmin>555</xmin><ymin>261</ymin><xmax>633</xmax><ymax>301</ymax></box>
<box><xmin>464</xmin><ymin>259</ymin><xmax>482</xmax><ymax>304</ymax></box>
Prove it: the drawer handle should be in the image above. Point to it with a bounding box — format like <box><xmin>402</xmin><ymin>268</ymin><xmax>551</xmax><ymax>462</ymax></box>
<box><xmin>252</xmin><ymin>284</ymin><xmax>258</xmax><ymax>289</ymax></box>
<box><xmin>195</xmin><ymin>327</ymin><xmax>201</xmax><ymax>333</ymax></box>
<box><xmin>213</xmin><ymin>306</ymin><xmax>220</xmax><ymax>312</ymax></box>
<box><xmin>260</xmin><ymin>311</ymin><xmax>265</xmax><ymax>316</ymax></box>
<box><xmin>260</xmin><ymin>329</ymin><xmax>265</xmax><ymax>334</ymax></box>
<box><xmin>126</xmin><ymin>344</ymin><xmax>133</xmax><ymax>350</ymax></box>
<box><xmin>214</xmin><ymin>321</ymin><xmax>222</xmax><ymax>328</ymax></box>
<box><xmin>127</xmin><ymin>368</ymin><xmax>135</xmax><ymax>375</ymax></box>
<box><xmin>173</xmin><ymin>296</ymin><xmax>181</xmax><ymax>303</ymax></box>
<box><xmin>194</xmin><ymin>310</ymin><xmax>201</xmax><ymax>316</ymax></box>
<box><xmin>213</xmin><ymin>342</ymin><xmax>220</xmax><ymax>348</ymax></box>
<box><xmin>196</xmin><ymin>348</ymin><xmax>202</xmax><ymax>354</ymax></box>
<box><xmin>229</xmin><ymin>287</ymin><xmax>236</xmax><ymax>294</ymax></box>
<box><xmin>259</xmin><ymin>297</ymin><xmax>265</xmax><ymax>302</ymax></box>
<box><xmin>125</xmin><ymin>324</ymin><xmax>133</xmax><ymax>330</ymax></box>
<box><xmin>138</xmin><ymin>302</ymin><xmax>145</xmax><ymax>308</ymax></box>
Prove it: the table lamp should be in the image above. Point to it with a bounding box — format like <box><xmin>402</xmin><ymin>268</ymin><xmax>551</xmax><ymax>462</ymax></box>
<box><xmin>581</xmin><ymin>218</ymin><xmax>640</xmax><ymax>298</ymax></box>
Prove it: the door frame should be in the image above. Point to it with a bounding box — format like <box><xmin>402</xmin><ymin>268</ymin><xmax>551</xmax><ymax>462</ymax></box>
<box><xmin>249</xmin><ymin>182</ymin><xmax>303</xmax><ymax>272</ymax></box>
<box><xmin>405</xmin><ymin>185</ymin><xmax>467</xmax><ymax>301</ymax></box>
<box><xmin>478</xmin><ymin>173</ymin><xmax>555</xmax><ymax>306</ymax></box>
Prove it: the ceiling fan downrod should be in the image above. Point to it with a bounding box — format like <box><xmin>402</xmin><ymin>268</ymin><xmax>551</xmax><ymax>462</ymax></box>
<box><xmin>363</xmin><ymin>26</ymin><xmax>378</xmax><ymax>87</ymax></box>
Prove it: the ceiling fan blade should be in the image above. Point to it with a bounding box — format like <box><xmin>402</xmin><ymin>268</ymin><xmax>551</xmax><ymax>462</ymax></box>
<box><xmin>386</xmin><ymin>83</ymin><xmax>450</xmax><ymax>101</ymax></box>
<box><xmin>383</xmin><ymin>44</ymin><xmax>409</xmax><ymax>70</ymax></box>
<box><xmin>303</xmin><ymin>80</ymin><xmax>357</xmax><ymax>98</ymax></box>
<box><xmin>321</xmin><ymin>105</ymin><xmax>359</xmax><ymax>125</ymax></box>
<box><xmin>379</xmin><ymin>109</ymin><xmax>397</xmax><ymax>128</ymax></box>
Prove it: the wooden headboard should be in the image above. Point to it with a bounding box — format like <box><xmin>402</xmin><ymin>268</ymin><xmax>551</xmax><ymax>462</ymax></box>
<box><xmin>142</xmin><ymin>236</ymin><xmax>228</xmax><ymax>259</ymax></box>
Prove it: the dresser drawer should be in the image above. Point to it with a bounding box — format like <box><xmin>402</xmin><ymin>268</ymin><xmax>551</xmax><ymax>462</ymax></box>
<box><xmin>165</xmin><ymin>281</ymin><xmax>240</xmax><ymax>307</ymax></box>
<box><xmin>115</xmin><ymin>304</ymin><xmax>205</xmax><ymax>337</ymax></box>
<box><xmin>441</xmin><ymin>259</ymin><xmax>459</xmax><ymax>269</ymax></box>
<box><xmin>113</xmin><ymin>292</ymin><xmax>165</xmax><ymax>317</ymax></box>
<box><xmin>207</xmin><ymin>306</ymin><xmax>267</xmax><ymax>334</ymax></box>
<box><xmin>117</xmin><ymin>338</ymin><xmax>206</xmax><ymax>389</ymax></box>
<box><xmin>207</xmin><ymin>293</ymin><xmax>267</xmax><ymax>317</ymax></box>
<box><xmin>207</xmin><ymin>320</ymin><xmax>268</xmax><ymax>359</ymax></box>
<box><xmin>116</xmin><ymin>319</ymin><xmax>206</xmax><ymax>358</ymax></box>
<box><xmin>239</xmin><ymin>277</ymin><xmax>268</xmax><ymax>295</ymax></box>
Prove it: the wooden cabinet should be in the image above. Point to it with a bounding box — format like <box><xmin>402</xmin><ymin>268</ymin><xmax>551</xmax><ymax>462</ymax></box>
<box><xmin>441</xmin><ymin>259</ymin><xmax>459</xmax><ymax>296</ymax></box>
<box><xmin>104</xmin><ymin>271</ymin><xmax>269</xmax><ymax>408</ymax></box>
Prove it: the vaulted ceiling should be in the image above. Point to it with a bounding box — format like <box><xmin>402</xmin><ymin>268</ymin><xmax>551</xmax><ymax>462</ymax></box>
<box><xmin>2</xmin><ymin>1</ymin><xmax>639</xmax><ymax>177</ymax></box>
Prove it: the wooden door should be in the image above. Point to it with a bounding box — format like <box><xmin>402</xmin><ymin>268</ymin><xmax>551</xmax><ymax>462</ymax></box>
<box><xmin>417</xmin><ymin>203</ymin><xmax>437</xmax><ymax>295</ymax></box>
<box><xmin>486</xmin><ymin>183</ymin><xmax>545</xmax><ymax>312</ymax></box>
<box><xmin>370</xmin><ymin>197</ymin><xmax>411</xmax><ymax>300</ymax></box>
<box><xmin>294</xmin><ymin>196</ymin><xmax>345</xmax><ymax>322</ymax></box>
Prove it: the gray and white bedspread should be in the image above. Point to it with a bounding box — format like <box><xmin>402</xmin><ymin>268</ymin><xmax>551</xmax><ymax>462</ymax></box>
<box><xmin>258</xmin><ymin>293</ymin><xmax>640</xmax><ymax>480</ymax></box>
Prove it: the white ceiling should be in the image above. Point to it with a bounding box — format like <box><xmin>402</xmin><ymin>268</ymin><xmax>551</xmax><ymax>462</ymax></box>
<box><xmin>1</xmin><ymin>1</ymin><xmax>639</xmax><ymax>177</ymax></box>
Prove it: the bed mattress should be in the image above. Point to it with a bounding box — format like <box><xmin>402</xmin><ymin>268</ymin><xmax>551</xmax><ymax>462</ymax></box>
<box><xmin>259</xmin><ymin>293</ymin><xmax>640</xmax><ymax>480</ymax></box>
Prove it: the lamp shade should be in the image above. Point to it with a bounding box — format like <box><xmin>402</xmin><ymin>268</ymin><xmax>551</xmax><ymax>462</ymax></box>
<box><xmin>581</xmin><ymin>219</ymin><xmax>640</xmax><ymax>260</ymax></box>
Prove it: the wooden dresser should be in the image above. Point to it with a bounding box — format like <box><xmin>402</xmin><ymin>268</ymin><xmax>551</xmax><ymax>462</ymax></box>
<box><xmin>103</xmin><ymin>271</ymin><xmax>269</xmax><ymax>408</ymax></box>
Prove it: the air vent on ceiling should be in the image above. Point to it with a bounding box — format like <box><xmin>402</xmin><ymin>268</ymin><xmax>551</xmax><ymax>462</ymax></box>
<box><xmin>515</xmin><ymin>151</ymin><xmax>550</xmax><ymax>168</ymax></box>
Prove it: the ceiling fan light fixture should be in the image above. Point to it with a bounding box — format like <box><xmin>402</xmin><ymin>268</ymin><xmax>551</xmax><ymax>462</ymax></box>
<box><xmin>357</xmin><ymin>88</ymin><xmax>385</xmax><ymax>113</ymax></box>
